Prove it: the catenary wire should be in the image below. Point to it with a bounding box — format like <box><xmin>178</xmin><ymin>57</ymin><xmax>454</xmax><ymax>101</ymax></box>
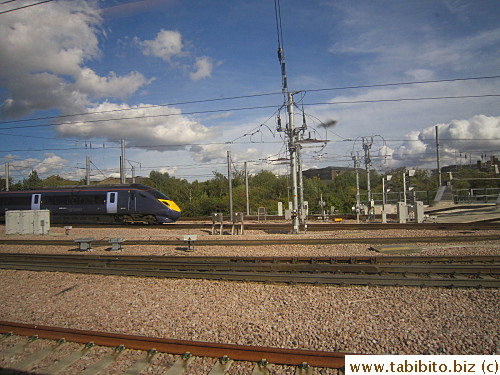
<box><xmin>0</xmin><ymin>0</ymin><xmax>54</xmax><ymax>15</ymax></box>
<box><xmin>1</xmin><ymin>93</ymin><xmax>498</xmax><ymax>131</ymax></box>
<box><xmin>1</xmin><ymin>75</ymin><xmax>498</xmax><ymax>126</ymax></box>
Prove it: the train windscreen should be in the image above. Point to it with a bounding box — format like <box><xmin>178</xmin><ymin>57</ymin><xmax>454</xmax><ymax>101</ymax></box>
<box><xmin>132</xmin><ymin>184</ymin><xmax>172</xmax><ymax>200</ymax></box>
<box><xmin>147</xmin><ymin>188</ymin><xmax>171</xmax><ymax>201</ymax></box>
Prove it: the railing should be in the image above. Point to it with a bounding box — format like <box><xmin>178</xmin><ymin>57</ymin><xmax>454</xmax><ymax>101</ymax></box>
<box><xmin>454</xmin><ymin>188</ymin><xmax>499</xmax><ymax>204</ymax></box>
<box><xmin>370</xmin><ymin>191</ymin><xmax>435</xmax><ymax>206</ymax></box>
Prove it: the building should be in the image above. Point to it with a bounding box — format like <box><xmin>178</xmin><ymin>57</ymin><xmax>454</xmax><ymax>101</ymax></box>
<box><xmin>441</xmin><ymin>155</ymin><xmax>499</xmax><ymax>174</ymax></box>
<box><xmin>302</xmin><ymin>166</ymin><xmax>355</xmax><ymax>183</ymax></box>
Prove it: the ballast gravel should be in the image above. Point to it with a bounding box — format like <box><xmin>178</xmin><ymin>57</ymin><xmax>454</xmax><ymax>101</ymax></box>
<box><xmin>0</xmin><ymin>223</ymin><xmax>499</xmax><ymax>374</ymax></box>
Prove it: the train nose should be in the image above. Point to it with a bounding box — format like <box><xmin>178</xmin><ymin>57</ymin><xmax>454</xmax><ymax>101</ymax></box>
<box><xmin>159</xmin><ymin>199</ymin><xmax>181</xmax><ymax>213</ymax></box>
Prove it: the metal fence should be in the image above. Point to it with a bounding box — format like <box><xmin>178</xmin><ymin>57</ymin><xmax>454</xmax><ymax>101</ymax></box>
<box><xmin>454</xmin><ymin>188</ymin><xmax>500</xmax><ymax>204</ymax></box>
<box><xmin>370</xmin><ymin>188</ymin><xmax>499</xmax><ymax>205</ymax></box>
<box><xmin>370</xmin><ymin>191</ymin><xmax>435</xmax><ymax>206</ymax></box>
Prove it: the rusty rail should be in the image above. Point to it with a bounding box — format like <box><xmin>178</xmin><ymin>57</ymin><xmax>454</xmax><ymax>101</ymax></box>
<box><xmin>0</xmin><ymin>321</ymin><xmax>347</xmax><ymax>369</ymax></box>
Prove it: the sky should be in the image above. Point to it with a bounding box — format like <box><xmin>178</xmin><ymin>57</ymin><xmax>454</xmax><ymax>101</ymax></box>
<box><xmin>0</xmin><ymin>0</ymin><xmax>499</xmax><ymax>183</ymax></box>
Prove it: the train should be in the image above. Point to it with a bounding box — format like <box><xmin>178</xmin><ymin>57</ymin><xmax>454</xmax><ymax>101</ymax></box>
<box><xmin>0</xmin><ymin>184</ymin><xmax>181</xmax><ymax>224</ymax></box>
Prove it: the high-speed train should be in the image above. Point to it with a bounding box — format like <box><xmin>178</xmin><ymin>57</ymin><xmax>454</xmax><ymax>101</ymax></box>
<box><xmin>0</xmin><ymin>184</ymin><xmax>181</xmax><ymax>224</ymax></box>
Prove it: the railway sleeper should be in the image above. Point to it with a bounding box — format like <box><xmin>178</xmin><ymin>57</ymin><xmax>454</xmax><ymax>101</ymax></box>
<box><xmin>0</xmin><ymin>332</ymin><xmax>344</xmax><ymax>374</ymax></box>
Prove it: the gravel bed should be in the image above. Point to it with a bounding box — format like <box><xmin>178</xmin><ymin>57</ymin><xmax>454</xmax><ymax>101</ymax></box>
<box><xmin>0</xmin><ymin>224</ymin><xmax>499</xmax><ymax>374</ymax></box>
<box><xmin>0</xmin><ymin>270</ymin><xmax>498</xmax><ymax>374</ymax></box>
<box><xmin>1</xmin><ymin>224</ymin><xmax>499</xmax><ymax>257</ymax></box>
<box><xmin>1</xmin><ymin>242</ymin><xmax>500</xmax><ymax>258</ymax></box>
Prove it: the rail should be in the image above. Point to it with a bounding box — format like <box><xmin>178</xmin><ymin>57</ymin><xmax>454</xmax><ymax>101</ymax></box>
<box><xmin>1</xmin><ymin>233</ymin><xmax>499</xmax><ymax>248</ymax></box>
<box><xmin>1</xmin><ymin>254</ymin><xmax>498</xmax><ymax>288</ymax></box>
<box><xmin>49</xmin><ymin>222</ymin><xmax>500</xmax><ymax>230</ymax></box>
<box><xmin>0</xmin><ymin>321</ymin><xmax>348</xmax><ymax>372</ymax></box>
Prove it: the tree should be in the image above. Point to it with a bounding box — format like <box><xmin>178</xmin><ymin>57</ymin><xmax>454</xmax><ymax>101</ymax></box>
<box><xmin>0</xmin><ymin>177</ymin><xmax>12</xmax><ymax>191</ymax></box>
<box><xmin>147</xmin><ymin>171</ymin><xmax>191</xmax><ymax>211</ymax></box>
<box><xmin>21</xmin><ymin>170</ymin><xmax>42</xmax><ymax>190</ymax></box>
<box><xmin>42</xmin><ymin>175</ymin><xmax>74</xmax><ymax>187</ymax></box>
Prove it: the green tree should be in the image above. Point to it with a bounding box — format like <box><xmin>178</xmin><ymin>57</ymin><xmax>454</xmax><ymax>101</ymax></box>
<box><xmin>326</xmin><ymin>172</ymin><xmax>357</xmax><ymax>213</ymax></box>
<box><xmin>21</xmin><ymin>170</ymin><xmax>42</xmax><ymax>190</ymax></box>
<box><xmin>42</xmin><ymin>175</ymin><xmax>74</xmax><ymax>187</ymax></box>
<box><xmin>148</xmin><ymin>171</ymin><xmax>191</xmax><ymax>212</ymax></box>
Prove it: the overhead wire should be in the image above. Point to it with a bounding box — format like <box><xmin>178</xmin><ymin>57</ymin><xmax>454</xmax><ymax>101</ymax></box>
<box><xmin>303</xmin><ymin>94</ymin><xmax>499</xmax><ymax>107</ymax></box>
<box><xmin>0</xmin><ymin>91</ymin><xmax>283</xmax><ymax>126</ymax></box>
<box><xmin>303</xmin><ymin>75</ymin><xmax>500</xmax><ymax>94</ymax></box>
<box><xmin>0</xmin><ymin>0</ymin><xmax>54</xmax><ymax>15</ymax></box>
<box><xmin>0</xmin><ymin>75</ymin><xmax>500</xmax><ymax>129</ymax></box>
<box><xmin>0</xmin><ymin>93</ymin><xmax>497</xmax><ymax>132</ymax></box>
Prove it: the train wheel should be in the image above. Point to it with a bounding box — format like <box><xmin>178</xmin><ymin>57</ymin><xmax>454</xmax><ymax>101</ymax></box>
<box><xmin>119</xmin><ymin>215</ymin><xmax>134</xmax><ymax>224</ymax></box>
<box><xmin>144</xmin><ymin>215</ymin><xmax>157</xmax><ymax>224</ymax></box>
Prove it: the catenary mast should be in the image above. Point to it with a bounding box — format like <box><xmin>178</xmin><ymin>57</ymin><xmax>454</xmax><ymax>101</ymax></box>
<box><xmin>275</xmin><ymin>0</ymin><xmax>300</xmax><ymax>233</ymax></box>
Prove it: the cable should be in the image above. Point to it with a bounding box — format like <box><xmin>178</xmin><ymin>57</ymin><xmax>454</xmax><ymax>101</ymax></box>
<box><xmin>303</xmin><ymin>94</ymin><xmax>500</xmax><ymax>107</ymax></box>
<box><xmin>0</xmin><ymin>131</ymin><xmax>85</xmax><ymax>143</ymax></box>
<box><xmin>1</xmin><ymin>93</ymin><xmax>498</xmax><ymax>132</ymax></box>
<box><xmin>0</xmin><ymin>92</ymin><xmax>282</xmax><ymax>126</ymax></box>
<box><xmin>1</xmin><ymin>75</ymin><xmax>498</xmax><ymax>127</ymax></box>
<box><xmin>303</xmin><ymin>75</ymin><xmax>500</xmax><ymax>94</ymax></box>
<box><xmin>0</xmin><ymin>0</ymin><xmax>54</xmax><ymax>15</ymax></box>
<box><xmin>274</xmin><ymin>0</ymin><xmax>284</xmax><ymax>52</ymax></box>
<box><xmin>382</xmin><ymin>138</ymin><xmax>500</xmax><ymax>142</ymax></box>
<box><xmin>0</xmin><ymin>140</ymin><xmax>285</xmax><ymax>153</ymax></box>
<box><xmin>230</xmin><ymin>109</ymin><xmax>279</xmax><ymax>143</ymax></box>
<box><xmin>0</xmin><ymin>104</ymin><xmax>280</xmax><ymax>130</ymax></box>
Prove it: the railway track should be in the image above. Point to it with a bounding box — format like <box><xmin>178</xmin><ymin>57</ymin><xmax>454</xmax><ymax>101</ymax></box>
<box><xmin>52</xmin><ymin>222</ymin><xmax>500</xmax><ymax>231</ymax></box>
<box><xmin>0</xmin><ymin>321</ymin><xmax>347</xmax><ymax>373</ymax></box>
<box><xmin>1</xmin><ymin>233</ymin><xmax>499</xmax><ymax>247</ymax></box>
<box><xmin>1</xmin><ymin>253</ymin><xmax>498</xmax><ymax>288</ymax></box>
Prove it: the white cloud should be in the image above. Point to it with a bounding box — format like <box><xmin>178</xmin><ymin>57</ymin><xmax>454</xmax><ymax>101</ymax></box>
<box><xmin>138</xmin><ymin>29</ymin><xmax>184</xmax><ymax>62</ymax></box>
<box><xmin>190</xmin><ymin>56</ymin><xmax>214</xmax><ymax>81</ymax></box>
<box><xmin>390</xmin><ymin>115</ymin><xmax>500</xmax><ymax>167</ymax></box>
<box><xmin>1</xmin><ymin>72</ymin><xmax>89</xmax><ymax>117</ymax></box>
<box><xmin>0</xmin><ymin>1</ymin><xmax>149</xmax><ymax>118</ymax></box>
<box><xmin>56</xmin><ymin>102</ymin><xmax>215</xmax><ymax>151</ymax></box>
<box><xmin>74</xmin><ymin>68</ymin><xmax>149</xmax><ymax>99</ymax></box>
<box><xmin>137</xmin><ymin>30</ymin><xmax>219</xmax><ymax>81</ymax></box>
<box><xmin>2</xmin><ymin>153</ymin><xmax>68</xmax><ymax>178</ymax></box>
<box><xmin>190</xmin><ymin>144</ymin><xmax>228</xmax><ymax>163</ymax></box>
<box><xmin>34</xmin><ymin>154</ymin><xmax>68</xmax><ymax>175</ymax></box>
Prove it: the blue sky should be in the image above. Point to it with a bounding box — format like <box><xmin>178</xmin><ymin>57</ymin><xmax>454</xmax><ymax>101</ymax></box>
<box><xmin>0</xmin><ymin>0</ymin><xmax>499</xmax><ymax>183</ymax></box>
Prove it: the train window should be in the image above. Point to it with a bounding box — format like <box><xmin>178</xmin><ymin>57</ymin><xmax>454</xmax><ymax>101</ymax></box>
<box><xmin>146</xmin><ymin>189</ymin><xmax>170</xmax><ymax>200</ymax></box>
<box><xmin>12</xmin><ymin>196</ymin><xmax>30</xmax><ymax>206</ymax></box>
<box><xmin>109</xmin><ymin>193</ymin><xmax>116</xmax><ymax>204</ymax></box>
<box><xmin>33</xmin><ymin>195</ymin><xmax>40</xmax><ymax>204</ymax></box>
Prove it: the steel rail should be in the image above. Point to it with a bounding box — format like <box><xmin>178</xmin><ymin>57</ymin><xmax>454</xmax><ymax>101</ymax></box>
<box><xmin>0</xmin><ymin>321</ymin><xmax>347</xmax><ymax>368</ymax></box>
<box><xmin>2</xmin><ymin>253</ymin><xmax>499</xmax><ymax>265</ymax></box>
<box><xmin>52</xmin><ymin>222</ymin><xmax>500</xmax><ymax>230</ymax></box>
<box><xmin>1</xmin><ymin>254</ymin><xmax>499</xmax><ymax>288</ymax></box>
<box><xmin>0</xmin><ymin>234</ymin><xmax>499</xmax><ymax>247</ymax></box>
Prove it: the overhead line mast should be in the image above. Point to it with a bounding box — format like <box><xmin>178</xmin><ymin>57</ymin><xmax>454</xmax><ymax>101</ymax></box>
<box><xmin>275</xmin><ymin>0</ymin><xmax>301</xmax><ymax>233</ymax></box>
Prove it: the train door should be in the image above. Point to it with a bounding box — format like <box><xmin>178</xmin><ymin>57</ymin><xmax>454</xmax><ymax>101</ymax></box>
<box><xmin>128</xmin><ymin>191</ymin><xmax>137</xmax><ymax>212</ymax></box>
<box><xmin>106</xmin><ymin>192</ymin><xmax>118</xmax><ymax>214</ymax></box>
<box><xmin>31</xmin><ymin>194</ymin><xmax>41</xmax><ymax>210</ymax></box>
